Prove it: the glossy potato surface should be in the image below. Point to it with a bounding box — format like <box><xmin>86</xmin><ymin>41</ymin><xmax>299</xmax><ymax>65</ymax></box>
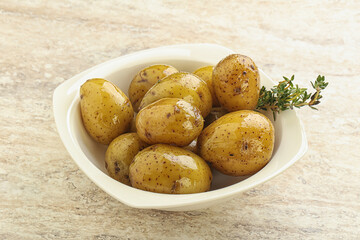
<box><xmin>194</xmin><ymin>66</ymin><xmax>220</xmax><ymax>107</ymax></box>
<box><xmin>128</xmin><ymin>64</ymin><xmax>178</xmax><ymax>111</ymax></box>
<box><xmin>213</xmin><ymin>54</ymin><xmax>260</xmax><ymax>111</ymax></box>
<box><xmin>129</xmin><ymin>144</ymin><xmax>212</xmax><ymax>194</ymax></box>
<box><xmin>80</xmin><ymin>78</ymin><xmax>134</xmax><ymax>144</ymax></box>
<box><xmin>198</xmin><ymin>110</ymin><xmax>274</xmax><ymax>176</ymax></box>
<box><xmin>193</xmin><ymin>66</ymin><xmax>219</xmax><ymax>107</ymax></box>
<box><xmin>129</xmin><ymin>116</ymin><xmax>137</xmax><ymax>133</ymax></box>
<box><xmin>139</xmin><ymin>72</ymin><xmax>212</xmax><ymax>117</ymax></box>
<box><xmin>105</xmin><ymin>133</ymin><xmax>148</xmax><ymax>185</ymax></box>
<box><xmin>136</xmin><ymin>98</ymin><xmax>204</xmax><ymax>147</ymax></box>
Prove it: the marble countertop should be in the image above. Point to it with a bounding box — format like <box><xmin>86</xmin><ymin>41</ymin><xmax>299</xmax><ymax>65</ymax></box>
<box><xmin>1</xmin><ymin>0</ymin><xmax>359</xmax><ymax>239</ymax></box>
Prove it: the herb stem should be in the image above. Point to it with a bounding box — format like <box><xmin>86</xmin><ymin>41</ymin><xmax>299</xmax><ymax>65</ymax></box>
<box><xmin>256</xmin><ymin>75</ymin><xmax>328</xmax><ymax>119</ymax></box>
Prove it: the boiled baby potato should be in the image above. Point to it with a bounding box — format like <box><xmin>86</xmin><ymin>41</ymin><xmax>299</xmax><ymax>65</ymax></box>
<box><xmin>105</xmin><ymin>133</ymin><xmax>148</xmax><ymax>185</ymax></box>
<box><xmin>139</xmin><ymin>72</ymin><xmax>212</xmax><ymax>117</ymax></box>
<box><xmin>197</xmin><ymin>110</ymin><xmax>274</xmax><ymax>176</ymax></box>
<box><xmin>80</xmin><ymin>78</ymin><xmax>134</xmax><ymax>144</ymax></box>
<box><xmin>129</xmin><ymin>144</ymin><xmax>212</xmax><ymax>194</ymax></box>
<box><xmin>128</xmin><ymin>64</ymin><xmax>178</xmax><ymax>111</ymax></box>
<box><xmin>193</xmin><ymin>65</ymin><xmax>219</xmax><ymax>107</ymax></box>
<box><xmin>136</xmin><ymin>98</ymin><xmax>203</xmax><ymax>147</ymax></box>
<box><xmin>213</xmin><ymin>54</ymin><xmax>260</xmax><ymax>111</ymax></box>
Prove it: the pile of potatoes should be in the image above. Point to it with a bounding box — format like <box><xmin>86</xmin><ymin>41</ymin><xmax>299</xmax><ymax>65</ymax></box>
<box><xmin>79</xmin><ymin>54</ymin><xmax>275</xmax><ymax>194</ymax></box>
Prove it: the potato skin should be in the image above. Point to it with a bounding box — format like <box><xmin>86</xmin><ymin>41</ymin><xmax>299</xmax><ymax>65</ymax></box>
<box><xmin>213</xmin><ymin>54</ymin><xmax>260</xmax><ymax>111</ymax></box>
<box><xmin>128</xmin><ymin>64</ymin><xmax>178</xmax><ymax>112</ymax></box>
<box><xmin>136</xmin><ymin>98</ymin><xmax>204</xmax><ymax>147</ymax></box>
<box><xmin>129</xmin><ymin>144</ymin><xmax>212</xmax><ymax>194</ymax></box>
<box><xmin>139</xmin><ymin>72</ymin><xmax>212</xmax><ymax>117</ymax></box>
<box><xmin>197</xmin><ymin>110</ymin><xmax>274</xmax><ymax>176</ymax></box>
<box><xmin>193</xmin><ymin>65</ymin><xmax>219</xmax><ymax>107</ymax></box>
<box><xmin>105</xmin><ymin>133</ymin><xmax>148</xmax><ymax>185</ymax></box>
<box><xmin>80</xmin><ymin>78</ymin><xmax>134</xmax><ymax>144</ymax></box>
<box><xmin>129</xmin><ymin>116</ymin><xmax>137</xmax><ymax>133</ymax></box>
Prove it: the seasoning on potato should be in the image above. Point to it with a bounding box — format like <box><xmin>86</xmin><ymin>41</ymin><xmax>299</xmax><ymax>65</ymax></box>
<box><xmin>80</xmin><ymin>78</ymin><xmax>134</xmax><ymax>145</ymax></box>
<box><xmin>128</xmin><ymin>64</ymin><xmax>178</xmax><ymax>112</ymax></box>
<box><xmin>105</xmin><ymin>133</ymin><xmax>148</xmax><ymax>185</ymax></box>
<box><xmin>213</xmin><ymin>54</ymin><xmax>260</xmax><ymax>111</ymax></box>
<box><xmin>193</xmin><ymin>65</ymin><xmax>220</xmax><ymax>107</ymax></box>
<box><xmin>136</xmin><ymin>98</ymin><xmax>204</xmax><ymax>147</ymax></box>
<box><xmin>197</xmin><ymin>110</ymin><xmax>275</xmax><ymax>176</ymax></box>
<box><xmin>138</xmin><ymin>72</ymin><xmax>213</xmax><ymax>117</ymax></box>
<box><xmin>129</xmin><ymin>144</ymin><xmax>212</xmax><ymax>194</ymax></box>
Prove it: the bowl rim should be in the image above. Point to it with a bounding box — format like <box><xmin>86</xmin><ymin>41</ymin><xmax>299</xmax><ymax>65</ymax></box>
<box><xmin>53</xmin><ymin>43</ymin><xmax>308</xmax><ymax>210</ymax></box>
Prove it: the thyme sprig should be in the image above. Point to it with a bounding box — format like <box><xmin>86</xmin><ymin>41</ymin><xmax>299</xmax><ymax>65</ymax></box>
<box><xmin>256</xmin><ymin>75</ymin><xmax>328</xmax><ymax>119</ymax></box>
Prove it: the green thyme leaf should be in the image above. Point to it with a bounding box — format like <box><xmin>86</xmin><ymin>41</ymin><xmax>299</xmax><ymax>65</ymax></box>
<box><xmin>256</xmin><ymin>75</ymin><xmax>328</xmax><ymax>119</ymax></box>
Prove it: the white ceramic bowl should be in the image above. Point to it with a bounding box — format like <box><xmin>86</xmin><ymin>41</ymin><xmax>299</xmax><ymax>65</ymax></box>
<box><xmin>53</xmin><ymin>43</ymin><xmax>307</xmax><ymax>211</ymax></box>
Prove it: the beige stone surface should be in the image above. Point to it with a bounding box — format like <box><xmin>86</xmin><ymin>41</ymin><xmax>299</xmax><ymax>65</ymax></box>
<box><xmin>1</xmin><ymin>0</ymin><xmax>359</xmax><ymax>239</ymax></box>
